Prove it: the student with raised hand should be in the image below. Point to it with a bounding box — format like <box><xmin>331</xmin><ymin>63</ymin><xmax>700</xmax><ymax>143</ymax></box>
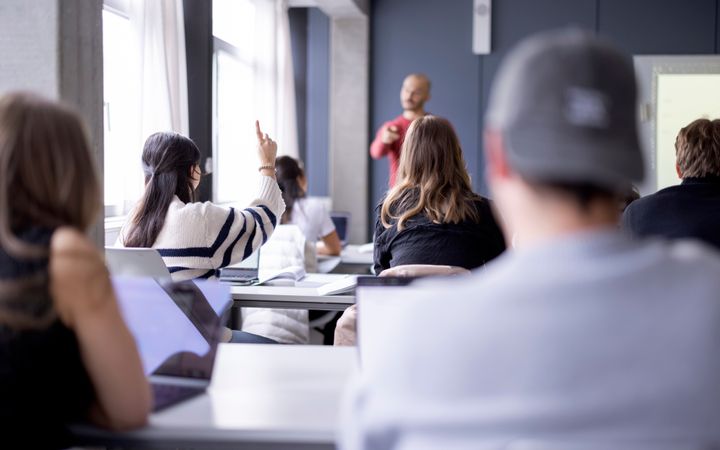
<box><xmin>0</xmin><ymin>92</ymin><xmax>150</xmax><ymax>446</ymax></box>
<box><xmin>373</xmin><ymin>115</ymin><xmax>506</xmax><ymax>274</ymax></box>
<box><xmin>119</xmin><ymin>120</ymin><xmax>285</xmax><ymax>280</ymax></box>
<box><xmin>275</xmin><ymin>155</ymin><xmax>342</xmax><ymax>256</ymax></box>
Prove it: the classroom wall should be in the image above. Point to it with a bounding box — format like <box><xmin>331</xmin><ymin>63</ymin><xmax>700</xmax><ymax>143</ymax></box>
<box><xmin>369</xmin><ymin>0</ymin><xmax>720</xmax><ymax>237</ymax></box>
<box><xmin>289</xmin><ymin>7</ymin><xmax>331</xmax><ymax>197</ymax></box>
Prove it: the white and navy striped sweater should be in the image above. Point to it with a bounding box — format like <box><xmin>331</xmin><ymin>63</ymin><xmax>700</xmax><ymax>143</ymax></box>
<box><xmin>118</xmin><ymin>175</ymin><xmax>285</xmax><ymax>281</ymax></box>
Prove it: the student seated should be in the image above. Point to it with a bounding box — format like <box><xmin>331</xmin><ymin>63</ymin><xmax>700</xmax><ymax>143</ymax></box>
<box><xmin>341</xmin><ymin>30</ymin><xmax>720</xmax><ymax>449</ymax></box>
<box><xmin>118</xmin><ymin>122</ymin><xmax>284</xmax><ymax>343</ymax></box>
<box><xmin>622</xmin><ymin>118</ymin><xmax>720</xmax><ymax>250</ymax></box>
<box><xmin>373</xmin><ymin>115</ymin><xmax>506</xmax><ymax>274</ymax></box>
<box><xmin>0</xmin><ymin>92</ymin><xmax>150</xmax><ymax>446</ymax></box>
<box><xmin>275</xmin><ymin>155</ymin><xmax>342</xmax><ymax>256</ymax></box>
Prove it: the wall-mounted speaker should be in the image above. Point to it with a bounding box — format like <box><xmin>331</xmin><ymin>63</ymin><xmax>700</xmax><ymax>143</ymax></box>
<box><xmin>473</xmin><ymin>0</ymin><xmax>492</xmax><ymax>55</ymax></box>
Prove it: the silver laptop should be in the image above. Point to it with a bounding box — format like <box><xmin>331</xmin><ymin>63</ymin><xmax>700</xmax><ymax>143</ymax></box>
<box><xmin>355</xmin><ymin>277</ymin><xmax>419</xmax><ymax>370</ymax></box>
<box><xmin>218</xmin><ymin>248</ymin><xmax>261</xmax><ymax>284</ymax></box>
<box><xmin>105</xmin><ymin>247</ymin><xmax>171</xmax><ymax>279</ymax></box>
<box><xmin>113</xmin><ymin>276</ymin><xmax>231</xmax><ymax>411</ymax></box>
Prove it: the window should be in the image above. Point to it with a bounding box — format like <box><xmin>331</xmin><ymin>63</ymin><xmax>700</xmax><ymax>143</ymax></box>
<box><xmin>102</xmin><ymin>1</ymin><xmax>143</xmax><ymax>219</ymax></box>
<box><xmin>213</xmin><ymin>0</ymin><xmax>259</xmax><ymax>205</ymax></box>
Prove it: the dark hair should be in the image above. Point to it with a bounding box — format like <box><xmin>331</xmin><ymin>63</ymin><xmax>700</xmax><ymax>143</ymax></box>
<box><xmin>275</xmin><ymin>156</ymin><xmax>306</xmax><ymax>223</ymax></box>
<box><xmin>0</xmin><ymin>92</ymin><xmax>101</xmax><ymax>258</ymax></box>
<box><xmin>124</xmin><ymin>132</ymin><xmax>200</xmax><ymax>248</ymax></box>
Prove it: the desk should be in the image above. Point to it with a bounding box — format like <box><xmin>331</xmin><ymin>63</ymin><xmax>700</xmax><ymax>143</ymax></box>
<box><xmin>72</xmin><ymin>344</ymin><xmax>358</xmax><ymax>449</ymax></box>
<box><xmin>230</xmin><ymin>274</ymin><xmax>356</xmax><ymax>311</ymax></box>
<box><xmin>326</xmin><ymin>245</ymin><xmax>374</xmax><ymax>275</ymax></box>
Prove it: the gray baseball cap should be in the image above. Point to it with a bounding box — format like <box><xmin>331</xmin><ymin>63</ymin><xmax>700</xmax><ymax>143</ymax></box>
<box><xmin>485</xmin><ymin>28</ymin><xmax>644</xmax><ymax>192</ymax></box>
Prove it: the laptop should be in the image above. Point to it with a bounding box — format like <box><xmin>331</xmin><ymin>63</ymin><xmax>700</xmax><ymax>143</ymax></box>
<box><xmin>355</xmin><ymin>276</ymin><xmax>419</xmax><ymax>371</ymax></box>
<box><xmin>105</xmin><ymin>247</ymin><xmax>171</xmax><ymax>279</ymax></box>
<box><xmin>218</xmin><ymin>248</ymin><xmax>261</xmax><ymax>285</ymax></box>
<box><xmin>330</xmin><ymin>212</ymin><xmax>351</xmax><ymax>247</ymax></box>
<box><xmin>113</xmin><ymin>276</ymin><xmax>232</xmax><ymax>411</ymax></box>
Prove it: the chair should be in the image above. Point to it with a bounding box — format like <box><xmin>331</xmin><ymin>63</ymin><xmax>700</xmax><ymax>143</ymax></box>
<box><xmin>105</xmin><ymin>247</ymin><xmax>171</xmax><ymax>279</ymax></box>
<box><xmin>259</xmin><ymin>224</ymin><xmax>317</xmax><ymax>273</ymax></box>
<box><xmin>333</xmin><ymin>264</ymin><xmax>470</xmax><ymax>346</ymax></box>
<box><xmin>243</xmin><ymin>225</ymin><xmax>312</xmax><ymax>344</ymax></box>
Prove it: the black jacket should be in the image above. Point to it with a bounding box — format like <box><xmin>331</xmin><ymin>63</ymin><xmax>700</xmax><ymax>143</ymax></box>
<box><xmin>374</xmin><ymin>198</ymin><xmax>506</xmax><ymax>274</ymax></box>
<box><xmin>622</xmin><ymin>177</ymin><xmax>720</xmax><ymax>251</ymax></box>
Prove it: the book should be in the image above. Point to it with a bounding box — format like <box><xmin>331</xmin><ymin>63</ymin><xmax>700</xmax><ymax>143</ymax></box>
<box><xmin>315</xmin><ymin>275</ymin><xmax>358</xmax><ymax>296</ymax></box>
<box><xmin>256</xmin><ymin>265</ymin><xmax>306</xmax><ymax>285</ymax></box>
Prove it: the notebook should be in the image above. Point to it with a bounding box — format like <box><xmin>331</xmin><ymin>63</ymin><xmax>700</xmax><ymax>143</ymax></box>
<box><xmin>113</xmin><ymin>276</ymin><xmax>231</xmax><ymax>411</ymax></box>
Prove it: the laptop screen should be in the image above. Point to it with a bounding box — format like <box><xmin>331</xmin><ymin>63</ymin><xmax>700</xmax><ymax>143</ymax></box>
<box><xmin>113</xmin><ymin>276</ymin><xmax>231</xmax><ymax>379</ymax></box>
<box><xmin>234</xmin><ymin>248</ymin><xmax>260</xmax><ymax>269</ymax></box>
<box><xmin>330</xmin><ymin>213</ymin><xmax>350</xmax><ymax>246</ymax></box>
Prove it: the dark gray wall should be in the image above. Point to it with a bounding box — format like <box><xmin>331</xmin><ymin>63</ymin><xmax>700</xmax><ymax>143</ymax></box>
<box><xmin>183</xmin><ymin>0</ymin><xmax>213</xmax><ymax>202</ymax></box>
<box><xmin>305</xmin><ymin>8</ymin><xmax>330</xmax><ymax>197</ymax></box>
<box><xmin>370</xmin><ymin>0</ymin><xmax>720</xmax><ymax>235</ymax></box>
<box><xmin>289</xmin><ymin>8</ymin><xmax>308</xmax><ymax>163</ymax></box>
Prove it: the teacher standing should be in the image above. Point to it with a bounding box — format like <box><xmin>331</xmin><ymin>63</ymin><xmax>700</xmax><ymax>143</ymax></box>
<box><xmin>370</xmin><ymin>73</ymin><xmax>431</xmax><ymax>186</ymax></box>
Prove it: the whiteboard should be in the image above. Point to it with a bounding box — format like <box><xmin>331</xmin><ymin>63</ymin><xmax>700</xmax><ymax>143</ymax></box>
<box><xmin>633</xmin><ymin>56</ymin><xmax>720</xmax><ymax>195</ymax></box>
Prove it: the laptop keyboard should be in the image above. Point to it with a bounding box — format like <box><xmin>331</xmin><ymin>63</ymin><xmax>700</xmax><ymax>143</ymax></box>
<box><xmin>152</xmin><ymin>383</ymin><xmax>204</xmax><ymax>411</ymax></box>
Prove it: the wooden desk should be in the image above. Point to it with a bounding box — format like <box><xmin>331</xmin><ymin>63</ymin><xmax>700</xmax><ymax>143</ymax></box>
<box><xmin>72</xmin><ymin>344</ymin><xmax>358</xmax><ymax>449</ymax></box>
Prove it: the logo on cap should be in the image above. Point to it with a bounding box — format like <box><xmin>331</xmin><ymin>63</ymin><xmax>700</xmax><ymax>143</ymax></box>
<box><xmin>564</xmin><ymin>87</ymin><xmax>610</xmax><ymax>129</ymax></box>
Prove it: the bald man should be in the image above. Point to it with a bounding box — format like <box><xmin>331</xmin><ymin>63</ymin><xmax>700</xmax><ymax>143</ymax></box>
<box><xmin>370</xmin><ymin>74</ymin><xmax>431</xmax><ymax>186</ymax></box>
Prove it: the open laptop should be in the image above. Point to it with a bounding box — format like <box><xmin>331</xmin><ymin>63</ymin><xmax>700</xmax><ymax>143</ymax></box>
<box><xmin>113</xmin><ymin>276</ymin><xmax>231</xmax><ymax>411</ymax></box>
<box><xmin>218</xmin><ymin>248</ymin><xmax>261</xmax><ymax>284</ymax></box>
<box><xmin>105</xmin><ymin>247</ymin><xmax>171</xmax><ymax>279</ymax></box>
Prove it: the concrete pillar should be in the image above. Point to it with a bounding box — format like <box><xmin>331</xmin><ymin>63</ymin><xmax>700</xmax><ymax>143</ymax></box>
<box><xmin>328</xmin><ymin>16</ymin><xmax>369</xmax><ymax>244</ymax></box>
<box><xmin>0</xmin><ymin>0</ymin><xmax>105</xmax><ymax>247</ymax></box>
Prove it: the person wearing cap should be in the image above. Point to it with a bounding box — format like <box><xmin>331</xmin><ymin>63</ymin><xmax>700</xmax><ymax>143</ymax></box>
<box><xmin>622</xmin><ymin>118</ymin><xmax>720</xmax><ymax>250</ymax></box>
<box><xmin>370</xmin><ymin>73</ymin><xmax>431</xmax><ymax>186</ymax></box>
<box><xmin>340</xmin><ymin>29</ymin><xmax>720</xmax><ymax>449</ymax></box>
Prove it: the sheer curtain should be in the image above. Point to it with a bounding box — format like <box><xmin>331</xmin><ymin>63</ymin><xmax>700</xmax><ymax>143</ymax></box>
<box><xmin>252</xmin><ymin>0</ymin><xmax>299</xmax><ymax>158</ymax></box>
<box><xmin>130</xmin><ymin>0</ymin><xmax>189</xmax><ymax>138</ymax></box>
<box><xmin>113</xmin><ymin>0</ymin><xmax>189</xmax><ymax>214</ymax></box>
<box><xmin>213</xmin><ymin>0</ymin><xmax>299</xmax><ymax>204</ymax></box>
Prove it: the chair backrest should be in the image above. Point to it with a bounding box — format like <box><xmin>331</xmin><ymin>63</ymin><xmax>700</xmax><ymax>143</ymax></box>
<box><xmin>105</xmin><ymin>247</ymin><xmax>171</xmax><ymax>279</ymax></box>
<box><xmin>504</xmin><ymin>439</ymin><xmax>714</xmax><ymax>450</ymax></box>
<box><xmin>330</xmin><ymin>211</ymin><xmax>351</xmax><ymax>246</ymax></box>
<box><xmin>378</xmin><ymin>264</ymin><xmax>470</xmax><ymax>278</ymax></box>
<box><xmin>259</xmin><ymin>224</ymin><xmax>317</xmax><ymax>272</ymax></box>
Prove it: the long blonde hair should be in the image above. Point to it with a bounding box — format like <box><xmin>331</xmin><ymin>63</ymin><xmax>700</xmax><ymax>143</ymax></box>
<box><xmin>380</xmin><ymin>115</ymin><xmax>480</xmax><ymax>231</ymax></box>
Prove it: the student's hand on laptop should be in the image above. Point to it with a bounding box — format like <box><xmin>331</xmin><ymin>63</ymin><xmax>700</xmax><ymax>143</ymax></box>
<box><xmin>255</xmin><ymin>120</ymin><xmax>277</xmax><ymax>178</ymax></box>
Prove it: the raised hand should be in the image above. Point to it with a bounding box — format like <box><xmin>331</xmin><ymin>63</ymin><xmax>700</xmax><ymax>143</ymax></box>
<box><xmin>255</xmin><ymin>120</ymin><xmax>277</xmax><ymax>167</ymax></box>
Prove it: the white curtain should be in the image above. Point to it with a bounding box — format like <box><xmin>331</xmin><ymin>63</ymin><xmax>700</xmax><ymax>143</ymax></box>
<box><xmin>253</xmin><ymin>0</ymin><xmax>299</xmax><ymax>158</ymax></box>
<box><xmin>129</xmin><ymin>0</ymin><xmax>189</xmax><ymax>139</ymax></box>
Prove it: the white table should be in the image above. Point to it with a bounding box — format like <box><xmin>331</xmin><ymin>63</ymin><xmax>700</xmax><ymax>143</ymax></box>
<box><xmin>230</xmin><ymin>273</ymin><xmax>356</xmax><ymax>311</ymax></box>
<box><xmin>340</xmin><ymin>245</ymin><xmax>374</xmax><ymax>265</ymax></box>
<box><xmin>72</xmin><ymin>344</ymin><xmax>359</xmax><ymax>449</ymax></box>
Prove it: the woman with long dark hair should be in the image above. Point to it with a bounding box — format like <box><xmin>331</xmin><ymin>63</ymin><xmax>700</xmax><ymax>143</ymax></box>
<box><xmin>275</xmin><ymin>156</ymin><xmax>341</xmax><ymax>256</ymax></box>
<box><xmin>0</xmin><ymin>92</ymin><xmax>150</xmax><ymax>446</ymax></box>
<box><xmin>120</xmin><ymin>121</ymin><xmax>285</xmax><ymax>282</ymax></box>
<box><xmin>374</xmin><ymin>115</ymin><xmax>506</xmax><ymax>273</ymax></box>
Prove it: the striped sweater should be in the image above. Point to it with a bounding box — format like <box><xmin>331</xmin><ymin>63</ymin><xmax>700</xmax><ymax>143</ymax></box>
<box><xmin>118</xmin><ymin>175</ymin><xmax>285</xmax><ymax>281</ymax></box>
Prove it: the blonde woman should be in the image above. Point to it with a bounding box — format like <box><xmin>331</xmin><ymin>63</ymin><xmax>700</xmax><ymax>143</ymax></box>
<box><xmin>375</xmin><ymin>115</ymin><xmax>506</xmax><ymax>273</ymax></box>
<box><xmin>0</xmin><ymin>93</ymin><xmax>150</xmax><ymax>446</ymax></box>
